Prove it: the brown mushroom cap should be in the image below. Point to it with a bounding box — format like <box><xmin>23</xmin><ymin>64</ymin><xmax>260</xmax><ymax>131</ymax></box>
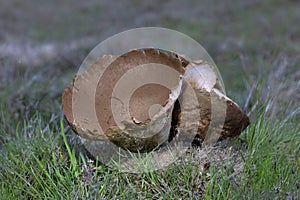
<box><xmin>62</xmin><ymin>49</ymin><xmax>188</xmax><ymax>152</ymax></box>
<box><xmin>62</xmin><ymin>48</ymin><xmax>250</xmax><ymax>153</ymax></box>
<box><xmin>62</xmin><ymin>55</ymin><xmax>117</xmax><ymax>141</ymax></box>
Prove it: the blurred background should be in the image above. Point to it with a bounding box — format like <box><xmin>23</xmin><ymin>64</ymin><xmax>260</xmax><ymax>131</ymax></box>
<box><xmin>0</xmin><ymin>0</ymin><xmax>299</xmax><ymax>127</ymax></box>
<box><xmin>0</xmin><ymin>1</ymin><xmax>299</xmax><ymax>198</ymax></box>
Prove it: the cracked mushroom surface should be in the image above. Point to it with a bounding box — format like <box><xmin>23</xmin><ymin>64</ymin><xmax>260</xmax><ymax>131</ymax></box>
<box><xmin>62</xmin><ymin>48</ymin><xmax>249</xmax><ymax>153</ymax></box>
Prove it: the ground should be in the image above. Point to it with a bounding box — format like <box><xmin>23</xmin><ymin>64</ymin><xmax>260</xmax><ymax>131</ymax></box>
<box><xmin>0</xmin><ymin>0</ymin><xmax>299</xmax><ymax>199</ymax></box>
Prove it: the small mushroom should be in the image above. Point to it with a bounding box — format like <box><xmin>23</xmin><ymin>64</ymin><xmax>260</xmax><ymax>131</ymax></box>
<box><xmin>62</xmin><ymin>48</ymin><xmax>249</xmax><ymax>153</ymax></box>
<box><xmin>175</xmin><ymin>59</ymin><xmax>250</xmax><ymax>145</ymax></box>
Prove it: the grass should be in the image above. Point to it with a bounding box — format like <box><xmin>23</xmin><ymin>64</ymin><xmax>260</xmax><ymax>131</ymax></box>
<box><xmin>0</xmin><ymin>108</ymin><xmax>298</xmax><ymax>199</ymax></box>
<box><xmin>1</xmin><ymin>0</ymin><xmax>300</xmax><ymax>199</ymax></box>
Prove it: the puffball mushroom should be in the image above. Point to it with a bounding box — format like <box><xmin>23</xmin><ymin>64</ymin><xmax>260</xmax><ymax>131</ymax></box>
<box><xmin>62</xmin><ymin>48</ymin><xmax>249</xmax><ymax>153</ymax></box>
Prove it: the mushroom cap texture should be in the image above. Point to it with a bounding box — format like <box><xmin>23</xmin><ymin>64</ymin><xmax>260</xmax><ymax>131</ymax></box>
<box><xmin>62</xmin><ymin>48</ymin><xmax>249</xmax><ymax>152</ymax></box>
